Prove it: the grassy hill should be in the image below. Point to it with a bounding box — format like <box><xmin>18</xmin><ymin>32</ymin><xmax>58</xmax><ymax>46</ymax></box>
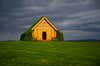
<box><xmin>0</xmin><ymin>41</ymin><xmax>100</xmax><ymax>66</ymax></box>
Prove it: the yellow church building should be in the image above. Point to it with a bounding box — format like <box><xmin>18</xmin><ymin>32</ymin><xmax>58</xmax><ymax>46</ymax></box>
<box><xmin>20</xmin><ymin>16</ymin><xmax>64</xmax><ymax>41</ymax></box>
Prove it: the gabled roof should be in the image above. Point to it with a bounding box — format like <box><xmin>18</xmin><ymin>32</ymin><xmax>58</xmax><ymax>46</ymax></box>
<box><xmin>31</xmin><ymin>16</ymin><xmax>58</xmax><ymax>31</ymax></box>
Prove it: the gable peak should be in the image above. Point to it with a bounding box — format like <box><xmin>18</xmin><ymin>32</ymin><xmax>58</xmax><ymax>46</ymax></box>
<box><xmin>41</xmin><ymin>16</ymin><xmax>48</xmax><ymax>20</ymax></box>
<box><xmin>32</xmin><ymin>16</ymin><xmax>58</xmax><ymax>30</ymax></box>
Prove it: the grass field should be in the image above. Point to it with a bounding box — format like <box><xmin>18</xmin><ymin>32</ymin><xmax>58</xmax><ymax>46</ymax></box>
<box><xmin>0</xmin><ymin>41</ymin><xmax>100</xmax><ymax>66</ymax></box>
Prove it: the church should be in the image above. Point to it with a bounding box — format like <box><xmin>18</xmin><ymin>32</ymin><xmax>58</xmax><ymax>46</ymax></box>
<box><xmin>20</xmin><ymin>16</ymin><xmax>64</xmax><ymax>41</ymax></box>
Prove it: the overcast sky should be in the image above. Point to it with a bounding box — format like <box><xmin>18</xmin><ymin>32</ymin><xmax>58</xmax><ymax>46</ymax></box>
<box><xmin>0</xmin><ymin>0</ymin><xmax>100</xmax><ymax>41</ymax></box>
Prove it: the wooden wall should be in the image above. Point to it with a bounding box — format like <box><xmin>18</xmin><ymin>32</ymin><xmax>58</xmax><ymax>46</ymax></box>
<box><xmin>32</xmin><ymin>19</ymin><xmax>56</xmax><ymax>41</ymax></box>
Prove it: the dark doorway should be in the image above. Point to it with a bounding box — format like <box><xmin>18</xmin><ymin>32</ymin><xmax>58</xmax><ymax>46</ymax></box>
<box><xmin>42</xmin><ymin>32</ymin><xmax>46</xmax><ymax>40</ymax></box>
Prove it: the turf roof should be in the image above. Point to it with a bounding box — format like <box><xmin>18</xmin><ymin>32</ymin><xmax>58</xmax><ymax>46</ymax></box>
<box><xmin>27</xmin><ymin>16</ymin><xmax>58</xmax><ymax>32</ymax></box>
<box><xmin>26</xmin><ymin>16</ymin><xmax>43</xmax><ymax>32</ymax></box>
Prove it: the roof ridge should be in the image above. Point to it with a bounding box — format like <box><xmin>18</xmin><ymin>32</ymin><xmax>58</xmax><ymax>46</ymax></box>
<box><xmin>27</xmin><ymin>16</ymin><xmax>58</xmax><ymax>32</ymax></box>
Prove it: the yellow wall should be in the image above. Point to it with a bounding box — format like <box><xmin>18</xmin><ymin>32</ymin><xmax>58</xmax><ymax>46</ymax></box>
<box><xmin>32</xmin><ymin>19</ymin><xmax>57</xmax><ymax>41</ymax></box>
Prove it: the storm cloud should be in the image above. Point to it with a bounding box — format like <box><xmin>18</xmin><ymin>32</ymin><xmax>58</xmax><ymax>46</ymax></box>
<box><xmin>0</xmin><ymin>0</ymin><xmax>100</xmax><ymax>40</ymax></box>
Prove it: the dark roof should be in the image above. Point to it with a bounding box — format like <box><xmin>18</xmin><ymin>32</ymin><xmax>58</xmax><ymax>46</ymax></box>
<box><xmin>26</xmin><ymin>16</ymin><xmax>43</xmax><ymax>32</ymax></box>
<box><xmin>27</xmin><ymin>16</ymin><xmax>58</xmax><ymax>32</ymax></box>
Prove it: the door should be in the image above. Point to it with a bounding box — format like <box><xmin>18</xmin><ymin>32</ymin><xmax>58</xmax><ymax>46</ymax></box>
<box><xmin>42</xmin><ymin>32</ymin><xmax>46</xmax><ymax>40</ymax></box>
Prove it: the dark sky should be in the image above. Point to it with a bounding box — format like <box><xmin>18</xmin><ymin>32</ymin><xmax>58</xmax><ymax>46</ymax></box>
<box><xmin>0</xmin><ymin>0</ymin><xmax>100</xmax><ymax>41</ymax></box>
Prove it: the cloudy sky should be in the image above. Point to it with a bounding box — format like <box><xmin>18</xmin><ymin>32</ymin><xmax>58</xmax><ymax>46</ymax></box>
<box><xmin>0</xmin><ymin>0</ymin><xmax>100</xmax><ymax>41</ymax></box>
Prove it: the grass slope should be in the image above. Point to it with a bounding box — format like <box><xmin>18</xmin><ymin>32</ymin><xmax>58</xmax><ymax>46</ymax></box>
<box><xmin>0</xmin><ymin>41</ymin><xmax>100</xmax><ymax>66</ymax></box>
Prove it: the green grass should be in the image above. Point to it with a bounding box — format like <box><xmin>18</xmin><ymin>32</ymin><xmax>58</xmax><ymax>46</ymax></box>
<box><xmin>0</xmin><ymin>41</ymin><xmax>100</xmax><ymax>66</ymax></box>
